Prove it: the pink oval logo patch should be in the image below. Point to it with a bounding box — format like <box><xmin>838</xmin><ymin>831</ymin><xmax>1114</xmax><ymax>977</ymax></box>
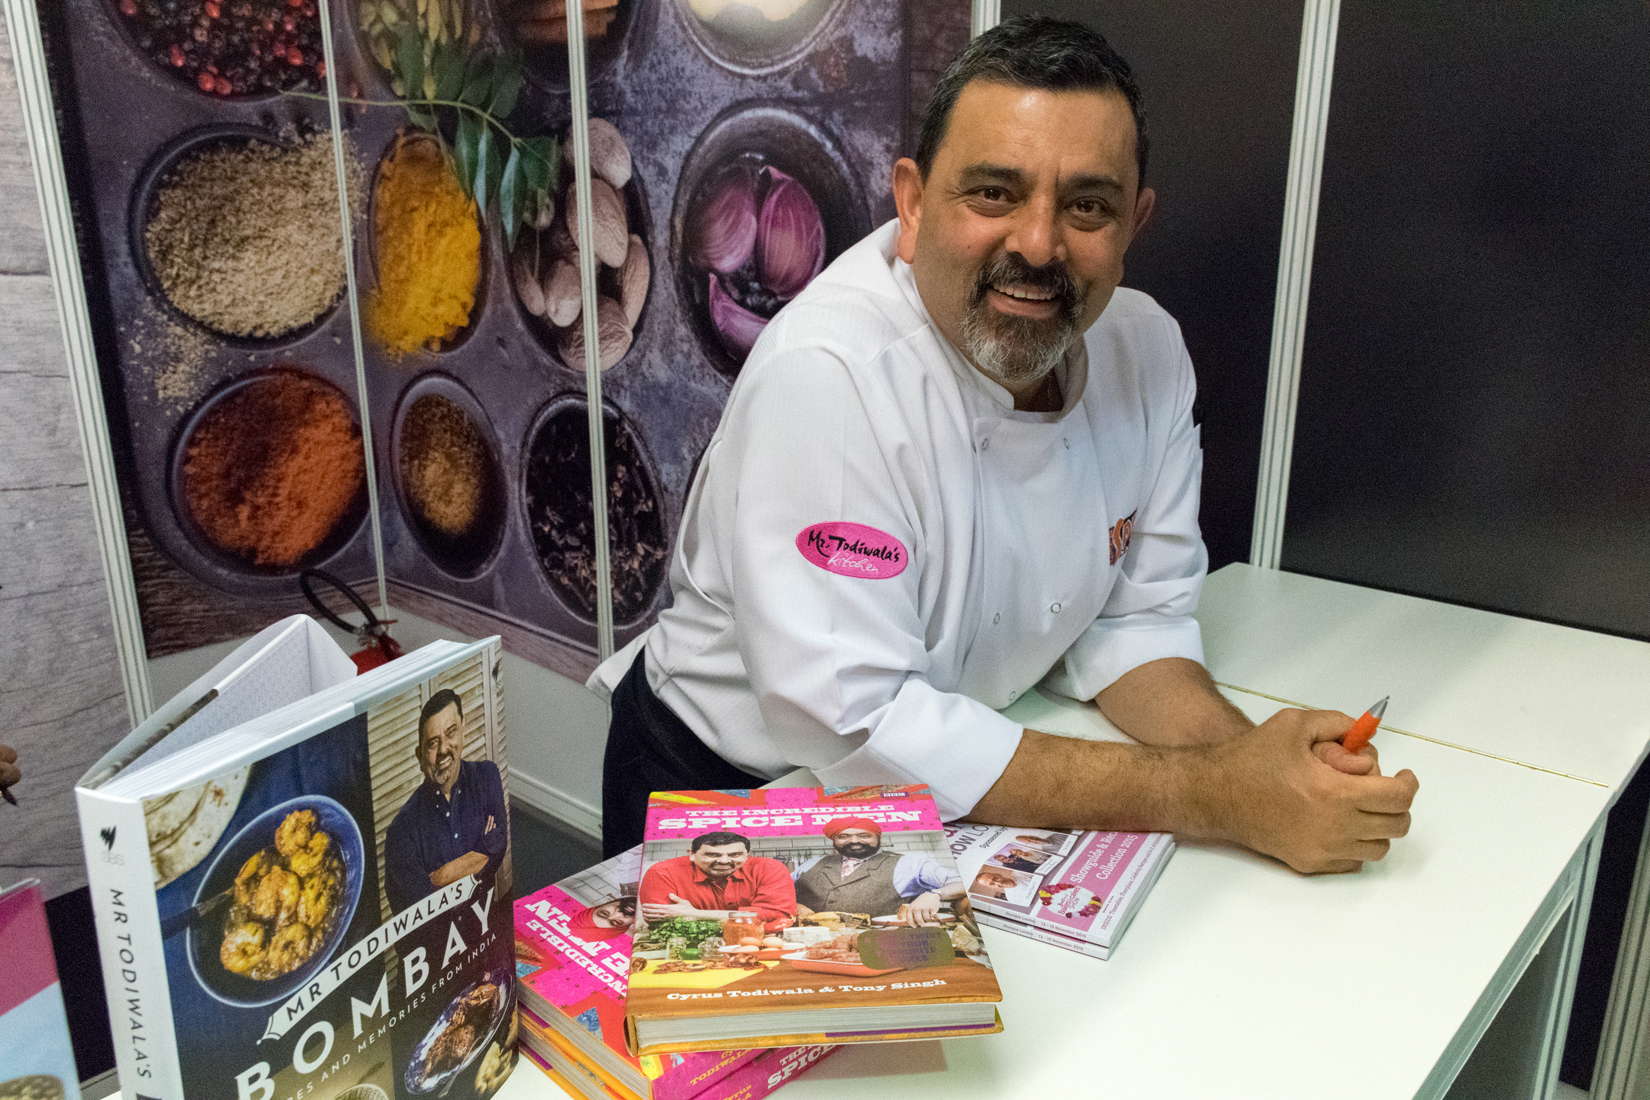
<box><xmin>796</xmin><ymin>522</ymin><xmax>908</xmax><ymax>579</ymax></box>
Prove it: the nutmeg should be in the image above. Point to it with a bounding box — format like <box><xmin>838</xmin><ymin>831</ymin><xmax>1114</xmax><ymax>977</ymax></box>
<box><xmin>512</xmin><ymin>246</ymin><xmax>546</xmax><ymax>317</ymax></box>
<box><xmin>556</xmin><ymin>296</ymin><xmax>633</xmax><ymax>371</ymax></box>
<box><xmin>543</xmin><ymin>259</ymin><xmax>582</xmax><ymax>329</ymax></box>
<box><xmin>575</xmin><ymin>117</ymin><xmax>633</xmax><ymax>191</ymax></box>
<box><xmin>619</xmin><ymin>233</ymin><xmax>649</xmax><ymax>327</ymax></box>
<box><xmin>568</xmin><ymin>177</ymin><xmax>628</xmax><ymax>269</ymax></box>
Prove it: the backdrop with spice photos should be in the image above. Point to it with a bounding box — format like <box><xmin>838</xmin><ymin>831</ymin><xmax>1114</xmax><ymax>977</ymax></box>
<box><xmin>24</xmin><ymin>0</ymin><xmax>973</xmax><ymax>685</ymax></box>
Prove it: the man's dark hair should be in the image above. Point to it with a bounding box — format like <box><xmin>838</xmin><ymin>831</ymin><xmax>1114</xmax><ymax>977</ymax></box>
<box><xmin>418</xmin><ymin>688</ymin><xmax>464</xmax><ymax>742</ymax></box>
<box><xmin>915</xmin><ymin>15</ymin><xmax>1148</xmax><ymax>186</ymax></box>
<box><xmin>690</xmin><ymin>831</ymin><xmax>751</xmax><ymax>852</ymax></box>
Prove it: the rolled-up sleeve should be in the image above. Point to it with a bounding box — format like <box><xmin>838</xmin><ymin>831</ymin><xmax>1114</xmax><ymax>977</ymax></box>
<box><xmin>1044</xmin><ymin>324</ymin><xmax>1208</xmax><ymax>702</ymax></box>
<box><xmin>726</xmin><ymin>345</ymin><xmax>1022</xmax><ymax>822</ymax></box>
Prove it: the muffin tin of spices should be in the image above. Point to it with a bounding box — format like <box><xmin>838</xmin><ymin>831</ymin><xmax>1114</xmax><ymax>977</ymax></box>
<box><xmin>52</xmin><ymin>0</ymin><xmax>910</xmax><ymax>673</ymax></box>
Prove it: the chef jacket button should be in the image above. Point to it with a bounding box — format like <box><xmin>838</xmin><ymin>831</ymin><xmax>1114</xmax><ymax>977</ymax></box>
<box><xmin>1051</xmin><ymin>602</ymin><xmax>1062</xmax><ymax>613</ymax></box>
<box><xmin>980</xmin><ymin>438</ymin><xmax>990</xmax><ymax>452</ymax></box>
<box><xmin>1007</xmin><ymin>690</ymin><xmax>1019</xmax><ymax>702</ymax></box>
<box><xmin>993</xmin><ymin>613</ymin><xmax>1001</xmax><ymax>624</ymax></box>
<box><xmin>1063</xmin><ymin>438</ymin><xmax>1070</xmax><ymax>449</ymax></box>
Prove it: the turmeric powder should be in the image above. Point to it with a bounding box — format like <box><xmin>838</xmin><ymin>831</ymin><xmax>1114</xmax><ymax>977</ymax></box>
<box><xmin>367</xmin><ymin>135</ymin><xmax>482</xmax><ymax>357</ymax></box>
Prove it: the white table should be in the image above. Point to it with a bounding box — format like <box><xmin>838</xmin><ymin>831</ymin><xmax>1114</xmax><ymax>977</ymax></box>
<box><xmin>1195</xmin><ymin>564</ymin><xmax>1650</xmax><ymax>789</ymax></box>
<box><xmin>504</xmin><ymin>565</ymin><xmax>1650</xmax><ymax>1100</ymax></box>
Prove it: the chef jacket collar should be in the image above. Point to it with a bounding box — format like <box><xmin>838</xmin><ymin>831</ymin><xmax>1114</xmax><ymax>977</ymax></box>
<box><xmin>889</xmin><ymin>251</ymin><xmax>1089</xmax><ymax>422</ymax></box>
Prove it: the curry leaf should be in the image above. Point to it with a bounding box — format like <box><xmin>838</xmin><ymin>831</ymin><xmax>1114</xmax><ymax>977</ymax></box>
<box><xmin>432</xmin><ymin>39</ymin><xmax>465</xmax><ymax>103</ymax></box>
<box><xmin>473</xmin><ymin>121</ymin><xmax>496</xmax><ymax>212</ymax></box>
<box><xmin>395</xmin><ymin>26</ymin><xmax>424</xmax><ymax>117</ymax></box>
<box><xmin>488</xmin><ymin>49</ymin><xmax>522</xmax><ymax>120</ymax></box>
<box><xmin>523</xmin><ymin>135</ymin><xmax>558</xmax><ymax>194</ymax></box>
<box><xmin>460</xmin><ymin>52</ymin><xmax>493</xmax><ymax>106</ymax></box>
<box><xmin>499</xmin><ymin>143</ymin><xmax>522</xmax><ymax>250</ymax></box>
<box><xmin>454</xmin><ymin>112</ymin><xmax>480</xmax><ymax>201</ymax></box>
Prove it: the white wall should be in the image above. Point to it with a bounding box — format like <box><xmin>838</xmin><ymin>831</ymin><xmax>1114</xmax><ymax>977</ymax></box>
<box><xmin>147</xmin><ymin>605</ymin><xmax>612</xmax><ymax>840</ymax></box>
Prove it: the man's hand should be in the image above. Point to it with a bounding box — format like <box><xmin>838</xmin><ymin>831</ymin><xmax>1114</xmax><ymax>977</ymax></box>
<box><xmin>1200</xmin><ymin>709</ymin><xmax>1417</xmax><ymax>874</ymax></box>
<box><xmin>428</xmin><ymin>850</ymin><xmax>489</xmax><ymax>888</ymax></box>
<box><xmin>640</xmin><ymin>894</ymin><xmax>724</xmax><ymax>922</ymax></box>
<box><xmin>484</xmin><ymin>814</ymin><xmax>497</xmax><ymax>835</ymax></box>
<box><xmin>0</xmin><ymin>745</ymin><xmax>19</xmax><ymax>793</ymax></box>
<box><xmin>905</xmin><ymin>890</ymin><xmax>943</xmax><ymax>926</ymax></box>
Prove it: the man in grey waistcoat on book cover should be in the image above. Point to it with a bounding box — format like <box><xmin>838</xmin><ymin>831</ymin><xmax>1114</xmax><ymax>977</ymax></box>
<box><xmin>792</xmin><ymin>817</ymin><xmax>966</xmax><ymax>926</ymax></box>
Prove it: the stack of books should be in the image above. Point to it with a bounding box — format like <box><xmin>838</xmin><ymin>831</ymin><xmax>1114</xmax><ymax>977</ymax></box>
<box><xmin>513</xmin><ymin>847</ymin><xmax>836</xmax><ymax>1100</ymax></box>
<box><xmin>622</xmin><ymin>786</ymin><xmax>1002</xmax><ymax>1055</ymax></box>
<box><xmin>945</xmin><ymin>822</ymin><xmax>1174</xmax><ymax>959</ymax></box>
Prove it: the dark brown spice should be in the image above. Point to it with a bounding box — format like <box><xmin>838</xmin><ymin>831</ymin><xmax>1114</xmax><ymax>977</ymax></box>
<box><xmin>524</xmin><ymin>403</ymin><xmax>667</xmax><ymax>622</ymax></box>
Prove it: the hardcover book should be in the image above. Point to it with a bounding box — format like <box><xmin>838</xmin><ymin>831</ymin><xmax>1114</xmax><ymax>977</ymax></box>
<box><xmin>512</xmin><ymin>846</ymin><xmax>835</xmax><ymax>1100</ymax></box>
<box><xmin>623</xmin><ymin>787</ymin><xmax>1003</xmax><ymax>1055</ymax></box>
<box><xmin>944</xmin><ymin>823</ymin><xmax>1174</xmax><ymax>959</ymax></box>
<box><xmin>75</xmin><ymin>616</ymin><xmax>519</xmax><ymax>1100</ymax></box>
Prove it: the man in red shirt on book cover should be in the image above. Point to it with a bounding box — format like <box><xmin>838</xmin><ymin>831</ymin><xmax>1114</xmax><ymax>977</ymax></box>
<box><xmin>639</xmin><ymin>831</ymin><xmax>796</xmax><ymax>932</ymax></box>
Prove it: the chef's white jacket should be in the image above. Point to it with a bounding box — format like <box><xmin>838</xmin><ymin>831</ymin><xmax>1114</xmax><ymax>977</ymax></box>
<box><xmin>592</xmin><ymin>221</ymin><xmax>1207</xmax><ymax>820</ymax></box>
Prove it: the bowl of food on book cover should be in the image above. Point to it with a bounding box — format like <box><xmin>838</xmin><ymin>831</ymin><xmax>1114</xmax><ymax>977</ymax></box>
<box><xmin>184</xmin><ymin>794</ymin><xmax>365</xmax><ymax>1008</ymax></box>
<box><xmin>404</xmin><ymin>958</ymin><xmax>516</xmax><ymax>1096</ymax></box>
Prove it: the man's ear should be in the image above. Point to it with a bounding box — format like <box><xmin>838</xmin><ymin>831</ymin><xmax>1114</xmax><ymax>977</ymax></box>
<box><xmin>892</xmin><ymin>157</ymin><xmax>924</xmax><ymax>264</ymax></box>
<box><xmin>1131</xmin><ymin>185</ymin><xmax>1157</xmax><ymax>239</ymax></box>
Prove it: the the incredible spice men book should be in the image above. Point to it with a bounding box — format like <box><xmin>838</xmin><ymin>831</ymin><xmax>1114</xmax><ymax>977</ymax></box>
<box><xmin>623</xmin><ymin>786</ymin><xmax>1002</xmax><ymax>1055</ymax></box>
<box><xmin>512</xmin><ymin>845</ymin><xmax>836</xmax><ymax>1100</ymax></box>
<box><xmin>75</xmin><ymin>616</ymin><xmax>518</xmax><ymax>1100</ymax></box>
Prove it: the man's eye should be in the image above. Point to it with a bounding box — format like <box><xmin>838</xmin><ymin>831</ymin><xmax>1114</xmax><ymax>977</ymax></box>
<box><xmin>1070</xmin><ymin>199</ymin><xmax>1111</xmax><ymax>223</ymax></box>
<box><xmin>980</xmin><ymin>188</ymin><xmax>1006</xmax><ymax>202</ymax></box>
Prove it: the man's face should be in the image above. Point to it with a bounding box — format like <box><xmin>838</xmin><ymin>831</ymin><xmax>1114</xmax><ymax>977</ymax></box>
<box><xmin>894</xmin><ymin>81</ymin><xmax>1153</xmax><ymax>393</ymax></box>
<box><xmin>690</xmin><ymin>842</ymin><xmax>750</xmax><ymax>880</ymax></box>
<box><xmin>416</xmin><ymin>703</ymin><xmax>463</xmax><ymax>789</ymax></box>
<box><xmin>831</xmin><ymin>828</ymin><xmax>881</xmax><ymax>859</ymax></box>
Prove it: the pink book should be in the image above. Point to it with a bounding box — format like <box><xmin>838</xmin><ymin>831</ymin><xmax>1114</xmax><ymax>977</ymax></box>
<box><xmin>945</xmin><ymin>823</ymin><xmax>1175</xmax><ymax>959</ymax></box>
<box><xmin>0</xmin><ymin>880</ymin><xmax>83</xmax><ymax>1099</ymax></box>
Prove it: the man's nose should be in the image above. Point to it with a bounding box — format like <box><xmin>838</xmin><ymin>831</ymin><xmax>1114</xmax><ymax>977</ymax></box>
<box><xmin>1004</xmin><ymin>195</ymin><xmax>1063</xmax><ymax>269</ymax></box>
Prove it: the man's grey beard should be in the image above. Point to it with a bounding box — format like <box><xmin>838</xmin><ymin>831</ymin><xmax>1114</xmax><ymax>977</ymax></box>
<box><xmin>960</xmin><ymin>255</ymin><xmax>1081</xmax><ymax>385</ymax></box>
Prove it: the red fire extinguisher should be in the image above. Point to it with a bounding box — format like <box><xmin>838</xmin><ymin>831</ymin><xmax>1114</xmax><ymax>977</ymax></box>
<box><xmin>299</xmin><ymin>569</ymin><xmax>404</xmax><ymax>674</ymax></box>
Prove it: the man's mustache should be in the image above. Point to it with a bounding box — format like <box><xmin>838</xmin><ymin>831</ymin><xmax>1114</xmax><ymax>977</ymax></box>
<box><xmin>971</xmin><ymin>253</ymin><xmax>1080</xmax><ymax>318</ymax></box>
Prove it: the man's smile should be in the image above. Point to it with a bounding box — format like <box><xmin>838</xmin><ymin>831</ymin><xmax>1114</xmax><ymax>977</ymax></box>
<box><xmin>985</xmin><ymin>283</ymin><xmax>1063</xmax><ymax>319</ymax></box>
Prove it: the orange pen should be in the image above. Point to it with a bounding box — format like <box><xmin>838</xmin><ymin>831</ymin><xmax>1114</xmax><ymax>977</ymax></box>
<box><xmin>1341</xmin><ymin>696</ymin><xmax>1389</xmax><ymax>754</ymax></box>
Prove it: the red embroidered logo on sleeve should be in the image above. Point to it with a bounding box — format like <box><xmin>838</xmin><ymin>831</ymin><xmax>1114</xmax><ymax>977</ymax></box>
<box><xmin>796</xmin><ymin>522</ymin><xmax>909</xmax><ymax>579</ymax></box>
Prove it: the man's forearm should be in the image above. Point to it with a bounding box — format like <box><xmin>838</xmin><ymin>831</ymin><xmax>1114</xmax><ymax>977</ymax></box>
<box><xmin>968</xmin><ymin>730</ymin><xmax>1218</xmax><ymax>835</ymax></box>
<box><xmin>429</xmin><ymin>850</ymin><xmax>490</xmax><ymax>888</ymax></box>
<box><xmin>1096</xmin><ymin>657</ymin><xmax>1252</xmax><ymax>747</ymax></box>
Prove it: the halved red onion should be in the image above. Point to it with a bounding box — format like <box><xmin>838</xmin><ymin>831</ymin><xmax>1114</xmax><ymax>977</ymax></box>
<box><xmin>756</xmin><ymin>167</ymin><xmax>825</xmax><ymax>300</ymax></box>
<box><xmin>693</xmin><ymin>166</ymin><xmax>759</xmax><ymax>275</ymax></box>
<box><xmin>708</xmin><ymin>273</ymin><xmax>769</xmax><ymax>360</ymax></box>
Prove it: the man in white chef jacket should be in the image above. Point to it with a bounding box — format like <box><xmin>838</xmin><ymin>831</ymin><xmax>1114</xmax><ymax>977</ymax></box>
<box><xmin>592</xmin><ymin>16</ymin><xmax>1418</xmax><ymax>873</ymax></box>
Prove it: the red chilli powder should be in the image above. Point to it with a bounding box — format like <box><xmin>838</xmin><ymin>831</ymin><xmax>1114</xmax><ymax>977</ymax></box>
<box><xmin>181</xmin><ymin>371</ymin><xmax>365</xmax><ymax>568</ymax></box>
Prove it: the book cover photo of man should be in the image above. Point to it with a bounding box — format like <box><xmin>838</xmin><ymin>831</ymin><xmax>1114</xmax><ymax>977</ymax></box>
<box><xmin>383</xmin><ymin>689</ymin><xmax>509</xmax><ymax>915</ymax></box>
